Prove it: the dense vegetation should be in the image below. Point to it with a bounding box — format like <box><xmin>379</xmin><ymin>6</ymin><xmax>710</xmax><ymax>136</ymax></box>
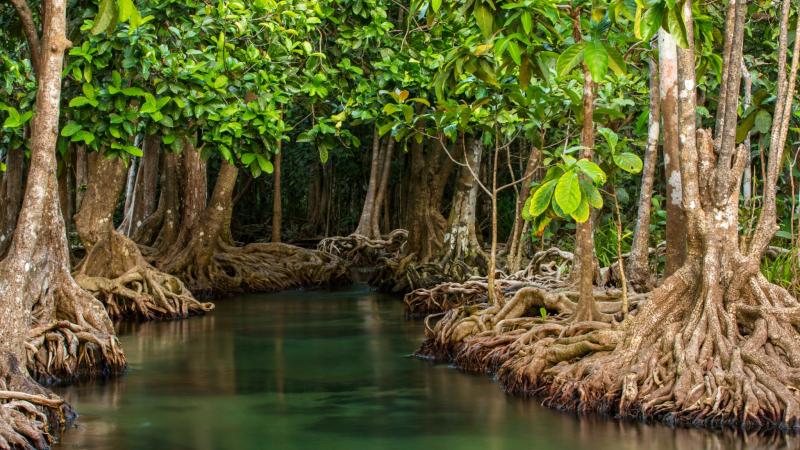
<box><xmin>1</xmin><ymin>0</ymin><xmax>800</xmax><ymax>447</ymax></box>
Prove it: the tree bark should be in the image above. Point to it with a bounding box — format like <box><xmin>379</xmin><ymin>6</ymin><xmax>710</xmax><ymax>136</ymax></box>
<box><xmin>0</xmin><ymin>1</ymin><xmax>124</xmax><ymax>444</ymax></box>
<box><xmin>120</xmin><ymin>135</ymin><xmax>161</xmax><ymax>237</ymax></box>
<box><xmin>438</xmin><ymin>136</ymin><xmax>487</xmax><ymax>277</ymax></box>
<box><xmin>371</xmin><ymin>138</ymin><xmax>395</xmax><ymax>237</ymax></box>
<box><xmin>627</xmin><ymin>52</ymin><xmax>661</xmax><ymax>291</ymax></box>
<box><xmin>0</xmin><ymin>147</ymin><xmax>25</xmax><ymax>258</ymax></box>
<box><xmin>354</xmin><ymin>130</ymin><xmax>383</xmax><ymax>238</ymax></box>
<box><xmin>659</xmin><ymin>29</ymin><xmax>687</xmax><ymax>276</ymax></box>
<box><xmin>506</xmin><ymin>143</ymin><xmax>541</xmax><ymax>272</ymax></box>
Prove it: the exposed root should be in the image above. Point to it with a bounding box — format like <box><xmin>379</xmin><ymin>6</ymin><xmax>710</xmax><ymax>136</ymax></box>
<box><xmin>318</xmin><ymin>229</ymin><xmax>407</xmax><ymax>267</ymax></box>
<box><xmin>163</xmin><ymin>241</ymin><xmax>352</xmax><ymax>297</ymax></box>
<box><xmin>27</xmin><ymin>277</ymin><xmax>126</xmax><ymax>384</ymax></box>
<box><xmin>75</xmin><ymin>232</ymin><xmax>214</xmax><ymax>321</ymax></box>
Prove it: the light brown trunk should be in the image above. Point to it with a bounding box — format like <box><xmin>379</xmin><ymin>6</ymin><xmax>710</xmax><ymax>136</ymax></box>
<box><xmin>354</xmin><ymin>130</ymin><xmax>383</xmax><ymax>238</ymax></box>
<box><xmin>121</xmin><ymin>135</ymin><xmax>160</xmax><ymax>237</ymax></box>
<box><xmin>506</xmin><ymin>143</ymin><xmax>541</xmax><ymax>272</ymax></box>
<box><xmin>627</xmin><ymin>53</ymin><xmax>661</xmax><ymax>290</ymax></box>
<box><xmin>371</xmin><ymin>138</ymin><xmax>395</xmax><ymax>236</ymax></box>
<box><xmin>660</xmin><ymin>30</ymin><xmax>687</xmax><ymax>276</ymax></box>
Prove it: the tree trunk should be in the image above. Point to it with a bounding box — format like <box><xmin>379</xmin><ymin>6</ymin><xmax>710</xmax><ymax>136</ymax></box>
<box><xmin>73</xmin><ymin>153</ymin><xmax>213</xmax><ymax>320</ymax></box>
<box><xmin>120</xmin><ymin>135</ymin><xmax>160</xmax><ymax>237</ymax></box>
<box><xmin>158</xmin><ymin>162</ymin><xmax>349</xmax><ymax>296</ymax></box>
<box><xmin>506</xmin><ymin>143</ymin><xmax>541</xmax><ymax>272</ymax></box>
<box><xmin>0</xmin><ymin>1</ymin><xmax>124</xmax><ymax>444</ymax></box>
<box><xmin>572</xmin><ymin>17</ymin><xmax>600</xmax><ymax>321</ymax></box>
<box><xmin>371</xmin><ymin>138</ymin><xmax>395</xmax><ymax>236</ymax></box>
<box><xmin>354</xmin><ymin>130</ymin><xmax>383</xmax><ymax>238</ymax></box>
<box><xmin>0</xmin><ymin>147</ymin><xmax>25</xmax><ymax>257</ymax></box>
<box><xmin>627</xmin><ymin>53</ymin><xmax>661</xmax><ymax>291</ymax></box>
<box><xmin>659</xmin><ymin>29</ymin><xmax>687</xmax><ymax>276</ymax></box>
<box><xmin>438</xmin><ymin>136</ymin><xmax>487</xmax><ymax>278</ymax></box>
<box><xmin>404</xmin><ymin>138</ymin><xmax>453</xmax><ymax>262</ymax></box>
<box><xmin>272</xmin><ymin>143</ymin><xmax>282</xmax><ymax>243</ymax></box>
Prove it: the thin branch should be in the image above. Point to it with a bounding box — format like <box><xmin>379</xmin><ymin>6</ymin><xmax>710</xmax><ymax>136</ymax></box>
<box><xmin>8</xmin><ymin>0</ymin><xmax>41</xmax><ymax>75</ymax></box>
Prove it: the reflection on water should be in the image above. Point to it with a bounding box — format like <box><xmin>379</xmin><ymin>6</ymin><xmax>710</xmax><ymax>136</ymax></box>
<box><xmin>55</xmin><ymin>286</ymin><xmax>797</xmax><ymax>450</ymax></box>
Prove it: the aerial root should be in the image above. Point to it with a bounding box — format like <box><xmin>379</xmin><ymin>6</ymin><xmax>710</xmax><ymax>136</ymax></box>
<box><xmin>318</xmin><ymin>229</ymin><xmax>407</xmax><ymax>267</ymax></box>
<box><xmin>75</xmin><ymin>265</ymin><xmax>214</xmax><ymax>321</ymax></box>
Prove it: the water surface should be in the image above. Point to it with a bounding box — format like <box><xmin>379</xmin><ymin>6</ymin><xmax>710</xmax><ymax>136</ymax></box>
<box><xmin>55</xmin><ymin>286</ymin><xmax>795</xmax><ymax>450</ymax></box>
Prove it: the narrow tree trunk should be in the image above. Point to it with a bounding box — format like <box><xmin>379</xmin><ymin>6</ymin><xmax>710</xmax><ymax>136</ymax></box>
<box><xmin>627</xmin><ymin>53</ymin><xmax>661</xmax><ymax>291</ymax></box>
<box><xmin>74</xmin><ymin>144</ymin><xmax>88</xmax><ymax>210</ymax></box>
<box><xmin>354</xmin><ymin>130</ymin><xmax>383</xmax><ymax>238</ymax></box>
<box><xmin>0</xmin><ymin>147</ymin><xmax>25</xmax><ymax>257</ymax></box>
<box><xmin>506</xmin><ymin>143</ymin><xmax>541</xmax><ymax>272</ymax></box>
<box><xmin>120</xmin><ymin>135</ymin><xmax>161</xmax><ymax>237</ymax></box>
<box><xmin>659</xmin><ymin>30</ymin><xmax>687</xmax><ymax>276</ymax></box>
<box><xmin>573</xmin><ymin>17</ymin><xmax>599</xmax><ymax>321</ymax></box>
<box><xmin>371</xmin><ymin>138</ymin><xmax>395</xmax><ymax>236</ymax></box>
<box><xmin>272</xmin><ymin>143</ymin><xmax>282</xmax><ymax>243</ymax></box>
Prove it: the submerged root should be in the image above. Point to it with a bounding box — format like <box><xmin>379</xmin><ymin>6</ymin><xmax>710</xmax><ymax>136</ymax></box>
<box><xmin>164</xmin><ymin>242</ymin><xmax>352</xmax><ymax>297</ymax></box>
<box><xmin>318</xmin><ymin>229</ymin><xmax>407</xmax><ymax>267</ymax></box>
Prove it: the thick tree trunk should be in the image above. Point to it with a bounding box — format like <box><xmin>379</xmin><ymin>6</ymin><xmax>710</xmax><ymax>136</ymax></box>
<box><xmin>659</xmin><ymin>30</ymin><xmax>687</xmax><ymax>276</ymax></box>
<box><xmin>438</xmin><ymin>136</ymin><xmax>487</xmax><ymax>277</ymax></box>
<box><xmin>0</xmin><ymin>147</ymin><xmax>25</xmax><ymax>257</ymax></box>
<box><xmin>73</xmin><ymin>153</ymin><xmax>212</xmax><ymax>320</ymax></box>
<box><xmin>404</xmin><ymin>138</ymin><xmax>454</xmax><ymax>262</ymax></box>
<box><xmin>131</xmin><ymin>151</ymin><xmax>179</xmax><ymax>249</ymax></box>
<box><xmin>0</xmin><ymin>1</ymin><xmax>124</xmax><ymax>444</ymax></box>
<box><xmin>120</xmin><ymin>135</ymin><xmax>160</xmax><ymax>237</ymax></box>
<box><xmin>627</xmin><ymin>54</ymin><xmax>661</xmax><ymax>291</ymax></box>
<box><xmin>158</xmin><ymin>162</ymin><xmax>349</xmax><ymax>296</ymax></box>
<box><xmin>271</xmin><ymin>144</ymin><xmax>282</xmax><ymax>243</ymax></box>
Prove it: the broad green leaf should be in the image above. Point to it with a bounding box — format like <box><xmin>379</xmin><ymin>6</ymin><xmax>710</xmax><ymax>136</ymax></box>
<box><xmin>91</xmin><ymin>0</ymin><xmax>117</xmax><ymax>35</ymax></box>
<box><xmin>61</xmin><ymin>123</ymin><xmax>83</xmax><ymax>137</ymax></box>
<box><xmin>605</xmin><ymin>45</ymin><xmax>627</xmax><ymax>76</ymax></box>
<box><xmin>570</xmin><ymin>197</ymin><xmax>590</xmax><ymax>222</ymax></box>
<box><xmin>584</xmin><ymin>40</ymin><xmax>608</xmax><ymax>82</ymax></box>
<box><xmin>554</xmin><ymin>169</ymin><xmax>581</xmax><ymax>214</ymax></box>
<box><xmin>576</xmin><ymin>159</ymin><xmax>607</xmax><ymax>184</ymax></box>
<box><xmin>431</xmin><ymin>0</ymin><xmax>442</xmax><ymax>13</ymax></box>
<box><xmin>529</xmin><ymin>179</ymin><xmax>557</xmax><ymax>217</ymax></box>
<box><xmin>507</xmin><ymin>41</ymin><xmax>522</xmax><ymax>66</ymax></box>
<box><xmin>556</xmin><ymin>42</ymin><xmax>585</xmax><ymax>77</ymax></box>
<box><xmin>521</xmin><ymin>12</ymin><xmax>532</xmax><ymax>34</ymax></box>
<box><xmin>613</xmin><ymin>152</ymin><xmax>643</xmax><ymax>173</ymax></box>
<box><xmin>118</xmin><ymin>0</ymin><xmax>135</xmax><ymax>22</ymax></box>
<box><xmin>256</xmin><ymin>155</ymin><xmax>274</xmax><ymax>174</ymax></box>
<box><xmin>580</xmin><ymin>177</ymin><xmax>603</xmax><ymax>209</ymax></box>
<box><xmin>637</xmin><ymin>3</ymin><xmax>664</xmax><ymax>41</ymax></box>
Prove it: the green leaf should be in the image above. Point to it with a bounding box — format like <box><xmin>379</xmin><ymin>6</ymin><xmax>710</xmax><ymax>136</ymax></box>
<box><xmin>554</xmin><ymin>169</ymin><xmax>581</xmax><ymax>215</ymax></box>
<box><xmin>529</xmin><ymin>179</ymin><xmax>557</xmax><ymax>217</ymax></box>
<box><xmin>474</xmin><ymin>4</ymin><xmax>494</xmax><ymax>39</ymax></box>
<box><xmin>241</xmin><ymin>153</ymin><xmax>256</xmax><ymax>165</ymax></box>
<box><xmin>637</xmin><ymin>3</ymin><xmax>664</xmax><ymax>41</ymax></box>
<box><xmin>118</xmin><ymin>0</ymin><xmax>135</xmax><ymax>22</ymax></box>
<box><xmin>521</xmin><ymin>12</ymin><xmax>532</xmax><ymax>35</ymax></box>
<box><xmin>576</xmin><ymin>159</ymin><xmax>607</xmax><ymax>184</ymax></box>
<box><xmin>61</xmin><ymin>123</ymin><xmax>83</xmax><ymax>137</ymax></box>
<box><xmin>556</xmin><ymin>42</ymin><xmax>585</xmax><ymax>77</ymax></box>
<box><xmin>507</xmin><ymin>41</ymin><xmax>522</xmax><ymax>66</ymax></box>
<box><xmin>431</xmin><ymin>0</ymin><xmax>442</xmax><ymax>13</ymax></box>
<box><xmin>584</xmin><ymin>40</ymin><xmax>609</xmax><ymax>82</ymax></box>
<box><xmin>605</xmin><ymin>44</ymin><xmax>627</xmax><ymax>76</ymax></box>
<box><xmin>580</xmin><ymin>177</ymin><xmax>603</xmax><ymax>209</ymax></box>
<box><xmin>256</xmin><ymin>154</ymin><xmax>274</xmax><ymax>174</ymax></box>
<box><xmin>613</xmin><ymin>152</ymin><xmax>643</xmax><ymax>173</ymax></box>
<box><xmin>570</xmin><ymin>197</ymin><xmax>590</xmax><ymax>222</ymax></box>
<box><xmin>91</xmin><ymin>0</ymin><xmax>117</xmax><ymax>35</ymax></box>
<box><xmin>754</xmin><ymin>110</ymin><xmax>772</xmax><ymax>135</ymax></box>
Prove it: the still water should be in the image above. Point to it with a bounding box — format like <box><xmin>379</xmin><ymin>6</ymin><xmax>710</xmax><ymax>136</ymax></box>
<box><xmin>55</xmin><ymin>286</ymin><xmax>796</xmax><ymax>450</ymax></box>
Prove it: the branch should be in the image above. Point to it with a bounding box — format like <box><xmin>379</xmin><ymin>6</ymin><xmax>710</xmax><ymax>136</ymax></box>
<box><xmin>8</xmin><ymin>0</ymin><xmax>41</xmax><ymax>75</ymax></box>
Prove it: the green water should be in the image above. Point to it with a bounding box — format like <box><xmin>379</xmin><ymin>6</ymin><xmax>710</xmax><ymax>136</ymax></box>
<box><xmin>55</xmin><ymin>286</ymin><xmax>794</xmax><ymax>450</ymax></box>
